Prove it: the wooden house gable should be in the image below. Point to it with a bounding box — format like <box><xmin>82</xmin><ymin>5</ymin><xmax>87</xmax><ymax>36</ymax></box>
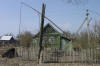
<box><xmin>43</xmin><ymin>24</ymin><xmax>59</xmax><ymax>34</ymax></box>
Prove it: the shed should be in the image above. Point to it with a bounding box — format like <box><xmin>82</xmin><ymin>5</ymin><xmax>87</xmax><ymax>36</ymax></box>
<box><xmin>0</xmin><ymin>36</ymin><xmax>16</xmax><ymax>45</ymax></box>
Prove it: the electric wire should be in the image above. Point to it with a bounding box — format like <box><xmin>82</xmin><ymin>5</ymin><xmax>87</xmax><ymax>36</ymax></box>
<box><xmin>21</xmin><ymin>2</ymin><xmax>65</xmax><ymax>33</ymax></box>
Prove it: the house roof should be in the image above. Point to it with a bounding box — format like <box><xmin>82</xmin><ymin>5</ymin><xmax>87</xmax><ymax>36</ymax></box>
<box><xmin>0</xmin><ymin>36</ymin><xmax>13</xmax><ymax>41</ymax></box>
<box><xmin>44</xmin><ymin>23</ymin><xmax>63</xmax><ymax>34</ymax></box>
<box><xmin>34</xmin><ymin>23</ymin><xmax>71</xmax><ymax>41</ymax></box>
<box><xmin>34</xmin><ymin>23</ymin><xmax>62</xmax><ymax>37</ymax></box>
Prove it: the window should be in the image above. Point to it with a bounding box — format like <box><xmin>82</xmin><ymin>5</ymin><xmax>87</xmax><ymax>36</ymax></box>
<box><xmin>49</xmin><ymin>37</ymin><xmax>55</xmax><ymax>44</ymax></box>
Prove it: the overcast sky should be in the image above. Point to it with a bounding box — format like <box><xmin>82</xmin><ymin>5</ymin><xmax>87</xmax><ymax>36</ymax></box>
<box><xmin>0</xmin><ymin>0</ymin><xmax>100</xmax><ymax>36</ymax></box>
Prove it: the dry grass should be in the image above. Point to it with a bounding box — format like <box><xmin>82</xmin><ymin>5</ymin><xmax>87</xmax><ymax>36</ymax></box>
<box><xmin>0</xmin><ymin>63</ymin><xmax>100</xmax><ymax>66</ymax></box>
<box><xmin>0</xmin><ymin>58</ymin><xmax>100</xmax><ymax>66</ymax></box>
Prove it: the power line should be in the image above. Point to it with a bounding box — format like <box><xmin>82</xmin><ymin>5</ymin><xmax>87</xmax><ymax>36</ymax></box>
<box><xmin>21</xmin><ymin>2</ymin><xmax>65</xmax><ymax>33</ymax></box>
<box><xmin>76</xmin><ymin>9</ymin><xmax>89</xmax><ymax>33</ymax></box>
<box><xmin>88</xmin><ymin>9</ymin><xmax>100</xmax><ymax>17</ymax></box>
<box><xmin>20</xmin><ymin>2</ymin><xmax>100</xmax><ymax>34</ymax></box>
<box><xmin>77</xmin><ymin>7</ymin><xmax>100</xmax><ymax>17</ymax></box>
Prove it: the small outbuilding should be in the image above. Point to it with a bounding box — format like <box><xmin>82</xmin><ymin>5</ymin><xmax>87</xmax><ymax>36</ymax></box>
<box><xmin>0</xmin><ymin>36</ymin><xmax>16</xmax><ymax>45</ymax></box>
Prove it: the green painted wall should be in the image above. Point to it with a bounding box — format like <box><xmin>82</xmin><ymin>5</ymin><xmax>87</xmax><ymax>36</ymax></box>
<box><xmin>32</xmin><ymin>23</ymin><xmax>71</xmax><ymax>50</ymax></box>
<box><xmin>61</xmin><ymin>38</ymin><xmax>72</xmax><ymax>50</ymax></box>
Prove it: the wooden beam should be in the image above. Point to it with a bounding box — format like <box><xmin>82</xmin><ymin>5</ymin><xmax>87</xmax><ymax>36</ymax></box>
<box><xmin>38</xmin><ymin>3</ymin><xmax>46</xmax><ymax>64</ymax></box>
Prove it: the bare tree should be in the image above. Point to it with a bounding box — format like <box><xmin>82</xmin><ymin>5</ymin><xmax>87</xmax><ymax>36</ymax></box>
<box><xmin>61</xmin><ymin>0</ymin><xmax>88</xmax><ymax>4</ymax></box>
<box><xmin>73</xmin><ymin>29</ymin><xmax>97</xmax><ymax>49</ymax></box>
<box><xmin>17</xmin><ymin>31</ymin><xmax>33</xmax><ymax>47</ymax></box>
<box><xmin>93</xmin><ymin>21</ymin><xmax>100</xmax><ymax>47</ymax></box>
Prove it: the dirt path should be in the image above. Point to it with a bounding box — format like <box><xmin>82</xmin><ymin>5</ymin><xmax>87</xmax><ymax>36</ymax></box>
<box><xmin>0</xmin><ymin>58</ymin><xmax>100</xmax><ymax>66</ymax></box>
<box><xmin>0</xmin><ymin>63</ymin><xmax>100</xmax><ymax>66</ymax></box>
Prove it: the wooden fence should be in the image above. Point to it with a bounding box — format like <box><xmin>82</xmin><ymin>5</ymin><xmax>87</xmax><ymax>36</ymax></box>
<box><xmin>16</xmin><ymin>47</ymin><xmax>100</xmax><ymax>64</ymax></box>
<box><xmin>0</xmin><ymin>47</ymin><xmax>100</xmax><ymax>66</ymax></box>
<box><xmin>43</xmin><ymin>48</ymin><xmax>100</xmax><ymax>63</ymax></box>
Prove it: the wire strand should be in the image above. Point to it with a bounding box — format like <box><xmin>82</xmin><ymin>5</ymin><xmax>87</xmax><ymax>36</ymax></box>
<box><xmin>21</xmin><ymin>2</ymin><xmax>65</xmax><ymax>33</ymax></box>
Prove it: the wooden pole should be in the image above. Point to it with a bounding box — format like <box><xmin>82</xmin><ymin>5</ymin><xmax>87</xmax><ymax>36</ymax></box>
<box><xmin>86</xmin><ymin>9</ymin><xmax>91</xmax><ymax>48</ymax></box>
<box><xmin>38</xmin><ymin>3</ymin><xmax>46</xmax><ymax>64</ymax></box>
<box><xmin>94</xmin><ymin>20</ymin><xmax>97</xmax><ymax>64</ymax></box>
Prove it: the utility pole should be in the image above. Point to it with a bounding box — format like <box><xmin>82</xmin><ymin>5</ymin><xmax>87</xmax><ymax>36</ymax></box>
<box><xmin>86</xmin><ymin>9</ymin><xmax>90</xmax><ymax>48</ymax></box>
<box><xmin>87</xmin><ymin>9</ymin><xmax>94</xmax><ymax>66</ymax></box>
<box><xmin>87</xmin><ymin>9</ymin><xmax>92</xmax><ymax>48</ymax></box>
<box><xmin>19</xmin><ymin>3</ymin><xmax>22</xmax><ymax>46</ymax></box>
<box><xmin>21</xmin><ymin>2</ymin><xmax>64</xmax><ymax>33</ymax></box>
<box><xmin>38</xmin><ymin>3</ymin><xmax>46</xmax><ymax>64</ymax></box>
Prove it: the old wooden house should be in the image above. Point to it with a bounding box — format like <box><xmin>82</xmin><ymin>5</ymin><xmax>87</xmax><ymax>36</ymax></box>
<box><xmin>0</xmin><ymin>36</ymin><xmax>16</xmax><ymax>45</ymax></box>
<box><xmin>32</xmin><ymin>23</ymin><xmax>72</xmax><ymax>50</ymax></box>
